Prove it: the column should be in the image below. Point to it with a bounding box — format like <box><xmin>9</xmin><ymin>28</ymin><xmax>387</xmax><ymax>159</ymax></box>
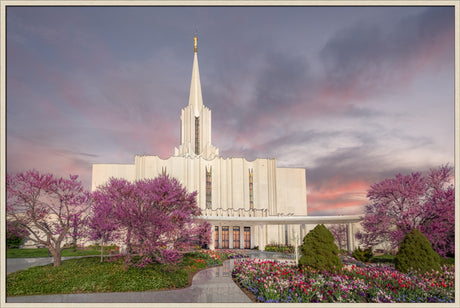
<box><xmin>285</xmin><ymin>224</ymin><xmax>288</xmax><ymax>246</ymax></box>
<box><xmin>240</xmin><ymin>225</ymin><xmax>245</xmax><ymax>249</ymax></box>
<box><xmin>229</xmin><ymin>225</ymin><xmax>233</xmax><ymax>249</ymax></box>
<box><xmin>218</xmin><ymin>225</ymin><xmax>222</xmax><ymax>249</ymax></box>
<box><xmin>210</xmin><ymin>224</ymin><xmax>215</xmax><ymax>250</ymax></box>
<box><xmin>258</xmin><ymin>225</ymin><xmax>263</xmax><ymax>249</ymax></box>
<box><xmin>347</xmin><ymin>223</ymin><xmax>354</xmax><ymax>253</ymax></box>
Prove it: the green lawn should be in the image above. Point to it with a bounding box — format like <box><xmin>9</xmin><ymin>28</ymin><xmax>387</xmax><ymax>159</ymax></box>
<box><xmin>6</xmin><ymin>251</ymin><xmax>221</xmax><ymax>296</ymax></box>
<box><xmin>370</xmin><ymin>254</ymin><xmax>396</xmax><ymax>263</ymax></box>
<box><xmin>6</xmin><ymin>246</ymin><xmax>116</xmax><ymax>258</ymax></box>
<box><xmin>370</xmin><ymin>253</ymin><xmax>454</xmax><ymax>265</ymax></box>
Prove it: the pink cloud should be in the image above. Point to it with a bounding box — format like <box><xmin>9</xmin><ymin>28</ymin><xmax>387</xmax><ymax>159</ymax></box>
<box><xmin>7</xmin><ymin>138</ymin><xmax>93</xmax><ymax>190</ymax></box>
<box><xmin>307</xmin><ymin>180</ymin><xmax>370</xmax><ymax>215</ymax></box>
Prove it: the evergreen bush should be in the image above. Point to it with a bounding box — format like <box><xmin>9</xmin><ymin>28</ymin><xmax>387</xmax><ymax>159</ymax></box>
<box><xmin>299</xmin><ymin>224</ymin><xmax>343</xmax><ymax>272</ymax></box>
<box><xmin>352</xmin><ymin>247</ymin><xmax>374</xmax><ymax>262</ymax></box>
<box><xmin>394</xmin><ymin>228</ymin><xmax>441</xmax><ymax>273</ymax></box>
<box><xmin>6</xmin><ymin>233</ymin><xmax>23</xmax><ymax>248</ymax></box>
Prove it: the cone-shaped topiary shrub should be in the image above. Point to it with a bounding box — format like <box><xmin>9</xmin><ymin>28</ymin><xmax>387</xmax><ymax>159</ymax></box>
<box><xmin>299</xmin><ymin>224</ymin><xmax>343</xmax><ymax>272</ymax></box>
<box><xmin>352</xmin><ymin>246</ymin><xmax>374</xmax><ymax>263</ymax></box>
<box><xmin>395</xmin><ymin>228</ymin><xmax>441</xmax><ymax>273</ymax></box>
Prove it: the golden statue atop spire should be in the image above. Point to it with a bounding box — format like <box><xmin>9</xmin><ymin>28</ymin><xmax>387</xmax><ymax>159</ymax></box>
<box><xmin>194</xmin><ymin>34</ymin><xmax>198</xmax><ymax>52</ymax></box>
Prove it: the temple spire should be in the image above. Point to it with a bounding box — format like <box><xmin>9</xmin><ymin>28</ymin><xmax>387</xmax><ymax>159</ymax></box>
<box><xmin>175</xmin><ymin>34</ymin><xmax>219</xmax><ymax>159</ymax></box>
<box><xmin>188</xmin><ymin>34</ymin><xmax>203</xmax><ymax>116</ymax></box>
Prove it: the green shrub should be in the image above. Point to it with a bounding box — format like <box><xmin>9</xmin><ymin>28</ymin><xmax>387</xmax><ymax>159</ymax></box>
<box><xmin>299</xmin><ymin>224</ymin><xmax>342</xmax><ymax>272</ymax></box>
<box><xmin>370</xmin><ymin>254</ymin><xmax>395</xmax><ymax>264</ymax></box>
<box><xmin>352</xmin><ymin>247</ymin><xmax>374</xmax><ymax>262</ymax></box>
<box><xmin>6</xmin><ymin>233</ymin><xmax>24</xmax><ymax>248</ymax></box>
<box><xmin>264</xmin><ymin>244</ymin><xmax>294</xmax><ymax>253</ymax></box>
<box><xmin>440</xmin><ymin>257</ymin><xmax>455</xmax><ymax>266</ymax></box>
<box><xmin>394</xmin><ymin>228</ymin><xmax>441</xmax><ymax>273</ymax></box>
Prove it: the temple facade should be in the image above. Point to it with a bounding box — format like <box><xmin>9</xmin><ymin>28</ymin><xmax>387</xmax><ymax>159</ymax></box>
<box><xmin>92</xmin><ymin>36</ymin><xmax>361</xmax><ymax>250</ymax></box>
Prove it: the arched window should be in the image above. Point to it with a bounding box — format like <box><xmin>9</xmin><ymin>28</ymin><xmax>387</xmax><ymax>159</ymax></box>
<box><xmin>244</xmin><ymin>226</ymin><xmax>251</xmax><ymax>249</ymax></box>
<box><xmin>206</xmin><ymin>166</ymin><xmax>212</xmax><ymax>209</ymax></box>
<box><xmin>222</xmin><ymin>226</ymin><xmax>229</xmax><ymax>249</ymax></box>
<box><xmin>249</xmin><ymin>169</ymin><xmax>254</xmax><ymax>209</ymax></box>
<box><xmin>195</xmin><ymin>116</ymin><xmax>200</xmax><ymax>155</ymax></box>
<box><xmin>233</xmin><ymin>226</ymin><xmax>240</xmax><ymax>249</ymax></box>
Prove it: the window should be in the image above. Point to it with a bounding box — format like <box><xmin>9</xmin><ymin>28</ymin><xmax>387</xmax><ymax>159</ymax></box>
<box><xmin>233</xmin><ymin>226</ymin><xmax>240</xmax><ymax>249</ymax></box>
<box><xmin>249</xmin><ymin>169</ymin><xmax>254</xmax><ymax>209</ymax></box>
<box><xmin>206</xmin><ymin>167</ymin><xmax>212</xmax><ymax>209</ymax></box>
<box><xmin>214</xmin><ymin>226</ymin><xmax>219</xmax><ymax>249</ymax></box>
<box><xmin>195</xmin><ymin>116</ymin><xmax>200</xmax><ymax>155</ymax></box>
<box><xmin>244</xmin><ymin>226</ymin><xmax>251</xmax><ymax>249</ymax></box>
<box><xmin>222</xmin><ymin>226</ymin><xmax>229</xmax><ymax>249</ymax></box>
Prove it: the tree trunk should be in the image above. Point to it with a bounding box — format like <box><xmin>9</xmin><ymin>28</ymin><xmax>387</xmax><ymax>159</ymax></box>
<box><xmin>126</xmin><ymin>228</ymin><xmax>132</xmax><ymax>255</ymax></box>
<box><xmin>50</xmin><ymin>247</ymin><xmax>62</xmax><ymax>267</ymax></box>
<box><xmin>100</xmin><ymin>239</ymin><xmax>104</xmax><ymax>262</ymax></box>
<box><xmin>72</xmin><ymin>237</ymin><xmax>78</xmax><ymax>252</ymax></box>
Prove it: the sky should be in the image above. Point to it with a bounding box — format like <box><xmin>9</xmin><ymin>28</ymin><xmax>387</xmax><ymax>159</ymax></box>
<box><xmin>5</xmin><ymin>4</ymin><xmax>456</xmax><ymax>216</ymax></box>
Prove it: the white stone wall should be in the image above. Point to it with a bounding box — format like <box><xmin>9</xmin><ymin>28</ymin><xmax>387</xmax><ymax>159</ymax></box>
<box><xmin>92</xmin><ymin>164</ymin><xmax>135</xmax><ymax>191</ymax></box>
<box><xmin>276</xmin><ymin>168</ymin><xmax>307</xmax><ymax>215</ymax></box>
<box><xmin>92</xmin><ymin>155</ymin><xmax>308</xmax><ymax>249</ymax></box>
<box><xmin>93</xmin><ymin>156</ymin><xmax>306</xmax><ymax>216</ymax></box>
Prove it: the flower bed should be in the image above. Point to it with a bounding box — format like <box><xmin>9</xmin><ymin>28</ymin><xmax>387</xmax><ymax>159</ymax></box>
<box><xmin>265</xmin><ymin>244</ymin><xmax>295</xmax><ymax>254</ymax></box>
<box><xmin>232</xmin><ymin>259</ymin><xmax>455</xmax><ymax>303</ymax></box>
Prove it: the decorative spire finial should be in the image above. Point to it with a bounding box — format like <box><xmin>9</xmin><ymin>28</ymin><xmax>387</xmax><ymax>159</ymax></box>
<box><xmin>194</xmin><ymin>34</ymin><xmax>198</xmax><ymax>53</ymax></box>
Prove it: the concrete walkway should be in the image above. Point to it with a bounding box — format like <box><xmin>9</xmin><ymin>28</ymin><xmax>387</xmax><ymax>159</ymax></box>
<box><xmin>6</xmin><ymin>258</ymin><xmax>252</xmax><ymax>303</ymax></box>
<box><xmin>6</xmin><ymin>256</ymin><xmax>91</xmax><ymax>275</ymax></box>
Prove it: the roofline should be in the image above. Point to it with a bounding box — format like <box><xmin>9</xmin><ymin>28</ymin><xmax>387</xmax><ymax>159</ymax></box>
<box><xmin>195</xmin><ymin>215</ymin><xmax>363</xmax><ymax>225</ymax></box>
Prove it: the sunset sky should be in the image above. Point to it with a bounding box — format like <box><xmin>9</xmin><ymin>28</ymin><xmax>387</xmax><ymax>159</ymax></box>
<box><xmin>5</xmin><ymin>5</ymin><xmax>455</xmax><ymax>215</ymax></box>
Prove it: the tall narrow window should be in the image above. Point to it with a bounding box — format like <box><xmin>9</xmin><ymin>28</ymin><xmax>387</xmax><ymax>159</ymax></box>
<box><xmin>222</xmin><ymin>226</ymin><xmax>229</xmax><ymax>249</ymax></box>
<box><xmin>233</xmin><ymin>226</ymin><xmax>240</xmax><ymax>249</ymax></box>
<box><xmin>249</xmin><ymin>169</ymin><xmax>254</xmax><ymax>209</ymax></box>
<box><xmin>206</xmin><ymin>166</ymin><xmax>212</xmax><ymax>209</ymax></box>
<box><xmin>214</xmin><ymin>226</ymin><xmax>219</xmax><ymax>249</ymax></box>
<box><xmin>244</xmin><ymin>226</ymin><xmax>251</xmax><ymax>249</ymax></box>
<box><xmin>195</xmin><ymin>116</ymin><xmax>200</xmax><ymax>155</ymax></box>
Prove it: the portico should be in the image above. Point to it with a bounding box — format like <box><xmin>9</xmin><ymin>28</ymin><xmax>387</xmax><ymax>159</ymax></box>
<box><xmin>203</xmin><ymin>214</ymin><xmax>363</xmax><ymax>252</ymax></box>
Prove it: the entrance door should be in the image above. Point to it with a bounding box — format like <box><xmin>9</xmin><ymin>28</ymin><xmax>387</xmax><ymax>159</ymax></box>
<box><xmin>233</xmin><ymin>226</ymin><xmax>240</xmax><ymax>249</ymax></box>
<box><xmin>222</xmin><ymin>226</ymin><xmax>229</xmax><ymax>249</ymax></box>
<box><xmin>244</xmin><ymin>226</ymin><xmax>251</xmax><ymax>249</ymax></box>
<box><xmin>214</xmin><ymin>226</ymin><xmax>219</xmax><ymax>249</ymax></box>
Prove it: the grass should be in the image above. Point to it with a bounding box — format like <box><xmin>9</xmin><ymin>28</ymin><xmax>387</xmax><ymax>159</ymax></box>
<box><xmin>6</xmin><ymin>251</ymin><xmax>221</xmax><ymax>296</ymax></box>
<box><xmin>6</xmin><ymin>246</ymin><xmax>117</xmax><ymax>258</ymax></box>
<box><xmin>370</xmin><ymin>254</ymin><xmax>396</xmax><ymax>263</ymax></box>
<box><xmin>370</xmin><ymin>254</ymin><xmax>454</xmax><ymax>266</ymax></box>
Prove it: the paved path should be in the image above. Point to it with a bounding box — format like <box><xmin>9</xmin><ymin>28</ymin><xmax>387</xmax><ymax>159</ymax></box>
<box><xmin>6</xmin><ymin>258</ymin><xmax>252</xmax><ymax>303</ymax></box>
<box><xmin>6</xmin><ymin>256</ymin><xmax>91</xmax><ymax>275</ymax></box>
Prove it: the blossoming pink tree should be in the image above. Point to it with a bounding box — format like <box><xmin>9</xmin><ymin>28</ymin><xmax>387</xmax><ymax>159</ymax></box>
<box><xmin>328</xmin><ymin>224</ymin><xmax>347</xmax><ymax>250</ymax></box>
<box><xmin>90</xmin><ymin>175</ymin><xmax>211</xmax><ymax>266</ymax></box>
<box><xmin>6</xmin><ymin>170</ymin><xmax>91</xmax><ymax>266</ymax></box>
<box><xmin>357</xmin><ymin>165</ymin><xmax>454</xmax><ymax>257</ymax></box>
<box><xmin>87</xmin><ymin>194</ymin><xmax>121</xmax><ymax>261</ymax></box>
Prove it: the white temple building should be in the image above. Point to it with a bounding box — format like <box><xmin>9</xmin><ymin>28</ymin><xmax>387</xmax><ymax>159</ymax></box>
<box><xmin>92</xmin><ymin>36</ymin><xmax>362</xmax><ymax>251</ymax></box>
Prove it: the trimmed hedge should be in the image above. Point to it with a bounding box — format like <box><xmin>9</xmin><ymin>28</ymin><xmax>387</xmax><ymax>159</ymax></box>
<box><xmin>395</xmin><ymin>228</ymin><xmax>441</xmax><ymax>273</ymax></box>
<box><xmin>352</xmin><ymin>247</ymin><xmax>374</xmax><ymax>263</ymax></box>
<box><xmin>299</xmin><ymin>224</ymin><xmax>342</xmax><ymax>272</ymax></box>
